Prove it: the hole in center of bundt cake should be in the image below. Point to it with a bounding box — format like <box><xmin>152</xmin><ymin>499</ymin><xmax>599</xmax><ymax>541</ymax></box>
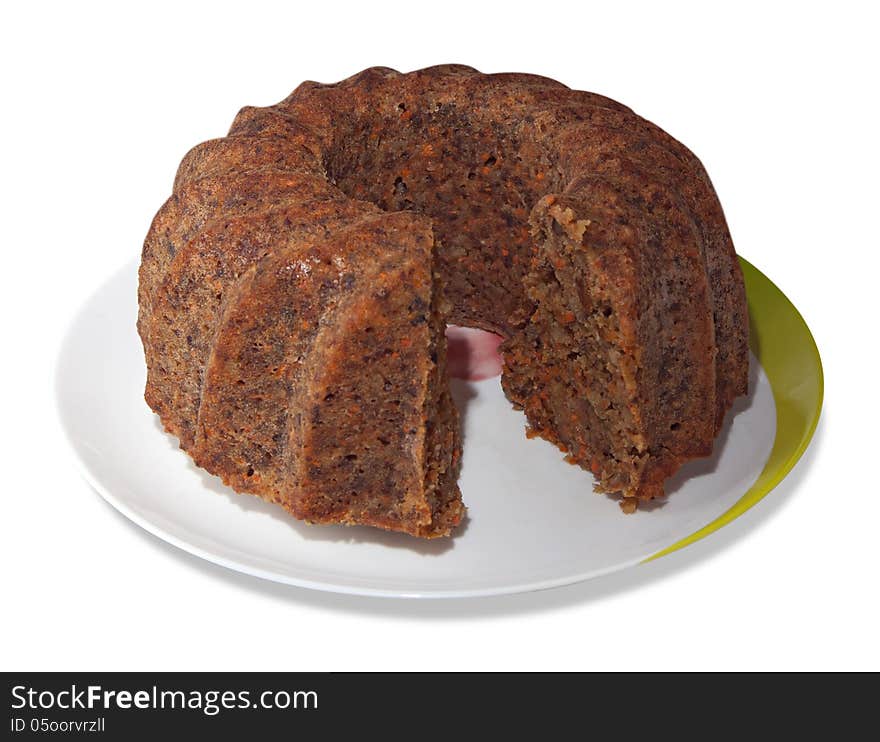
<box><xmin>326</xmin><ymin>104</ymin><xmax>552</xmax><ymax>337</ymax></box>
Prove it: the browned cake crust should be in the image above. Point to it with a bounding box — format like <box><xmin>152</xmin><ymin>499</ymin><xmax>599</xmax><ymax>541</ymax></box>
<box><xmin>138</xmin><ymin>65</ymin><xmax>748</xmax><ymax>535</ymax></box>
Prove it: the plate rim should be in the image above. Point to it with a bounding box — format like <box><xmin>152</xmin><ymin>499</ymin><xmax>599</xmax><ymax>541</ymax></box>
<box><xmin>643</xmin><ymin>257</ymin><xmax>823</xmax><ymax>563</ymax></box>
<box><xmin>55</xmin><ymin>257</ymin><xmax>823</xmax><ymax>598</ymax></box>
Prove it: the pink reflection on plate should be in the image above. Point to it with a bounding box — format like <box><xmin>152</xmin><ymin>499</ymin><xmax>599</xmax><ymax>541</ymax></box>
<box><xmin>445</xmin><ymin>325</ymin><xmax>504</xmax><ymax>380</ymax></box>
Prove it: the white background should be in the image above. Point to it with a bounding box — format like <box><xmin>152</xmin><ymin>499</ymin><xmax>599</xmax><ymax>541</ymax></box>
<box><xmin>3</xmin><ymin>1</ymin><xmax>878</xmax><ymax>671</ymax></box>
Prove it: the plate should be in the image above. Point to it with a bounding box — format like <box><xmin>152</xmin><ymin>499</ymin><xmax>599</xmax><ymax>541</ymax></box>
<box><xmin>56</xmin><ymin>259</ymin><xmax>822</xmax><ymax>597</ymax></box>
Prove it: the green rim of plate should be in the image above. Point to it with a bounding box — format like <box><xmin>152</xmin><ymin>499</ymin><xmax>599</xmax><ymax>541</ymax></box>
<box><xmin>644</xmin><ymin>257</ymin><xmax>824</xmax><ymax>562</ymax></box>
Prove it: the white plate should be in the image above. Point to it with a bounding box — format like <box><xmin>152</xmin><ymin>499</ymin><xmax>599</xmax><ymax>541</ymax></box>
<box><xmin>56</xmin><ymin>261</ymin><xmax>776</xmax><ymax>598</ymax></box>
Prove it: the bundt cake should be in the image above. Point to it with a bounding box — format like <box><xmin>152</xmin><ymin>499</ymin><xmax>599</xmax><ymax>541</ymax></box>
<box><xmin>138</xmin><ymin>65</ymin><xmax>748</xmax><ymax>537</ymax></box>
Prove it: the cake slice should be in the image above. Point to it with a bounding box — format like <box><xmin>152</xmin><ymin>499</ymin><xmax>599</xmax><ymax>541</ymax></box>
<box><xmin>191</xmin><ymin>211</ymin><xmax>464</xmax><ymax>537</ymax></box>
